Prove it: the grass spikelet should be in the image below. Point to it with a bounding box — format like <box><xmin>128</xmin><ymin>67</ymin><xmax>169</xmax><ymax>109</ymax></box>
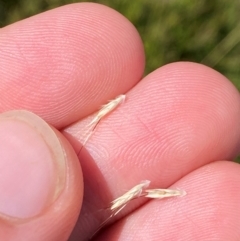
<box><xmin>81</xmin><ymin>94</ymin><xmax>126</xmax><ymax>147</ymax></box>
<box><xmin>91</xmin><ymin>180</ymin><xmax>150</xmax><ymax>237</ymax></box>
<box><xmin>92</xmin><ymin>181</ymin><xmax>186</xmax><ymax>237</ymax></box>
<box><xmin>143</xmin><ymin>188</ymin><xmax>186</xmax><ymax>199</ymax></box>
<box><xmin>110</xmin><ymin>180</ymin><xmax>150</xmax><ymax>214</ymax></box>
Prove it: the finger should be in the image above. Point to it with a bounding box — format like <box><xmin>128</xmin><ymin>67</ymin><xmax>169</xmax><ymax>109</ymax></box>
<box><xmin>64</xmin><ymin>62</ymin><xmax>240</xmax><ymax>240</ymax></box>
<box><xmin>0</xmin><ymin>3</ymin><xmax>145</xmax><ymax>128</ymax></box>
<box><xmin>0</xmin><ymin>110</ymin><xmax>83</xmax><ymax>241</ymax></box>
<box><xmin>96</xmin><ymin>161</ymin><xmax>240</xmax><ymax>241</ymax></box>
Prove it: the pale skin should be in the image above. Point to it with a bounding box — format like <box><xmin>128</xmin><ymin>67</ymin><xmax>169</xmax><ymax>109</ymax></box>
<box><xmin>0</xmin><ymin>2</ymin><xmax>240</xmax><ymax>241</ymax></box>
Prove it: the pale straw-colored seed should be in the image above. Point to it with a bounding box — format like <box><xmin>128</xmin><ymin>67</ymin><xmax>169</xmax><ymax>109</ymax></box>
<box><xmin>91</xmin><ymin>180</ymin><xmax>150</xmax><ymax>238</ymax></box>
<box><xmin>81</xmin><ymin>94</ymin><xmax>126</xmax><ymax>146</ymax></box>
<box><xmin>110</xmin><ymin>180</ymin><xmax>150</xmax><ymax>214</ymax></box>
<box><xmin>144</xmin><ymin>188</ymin><xmax>186</xmax><ymax>199</ymax></box>
<box><xmin>88</xmin><ymin>94</ymin><xmax>126</xmax><ymax>128</ymax></box>
<box><xmin>109</xmin><ymin>181</ymin><xmax>186</xmax><ymax>215</ymax></box>
<box><xmin>92</xmin><ymin>181</ymin><xmax>186</xmax><ymax>238</ymax></box>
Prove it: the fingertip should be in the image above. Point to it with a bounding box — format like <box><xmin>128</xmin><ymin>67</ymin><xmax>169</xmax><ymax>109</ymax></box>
<box><xmin>130</xmin><ymin>61</ymin><xmax>240</xmax><ymax>163</ymax></box>
<box><xmin>163</xmin><ymin>62</ymin><xmax>240</xmax><ymax>157</ymax></box>
<box><xmin>97</xmin><ymin>161</ymin><xmax>240</xmax><ymax>241</ymax></box>
<box><xmin>0</xmin><ymin>3</ymin><xmax>145</xmax><ymax>128</ymax></box>
<box><xmin>0</xmin><ymin>110</ymin><xmax>83</xmax><ymax>240</ymax></box>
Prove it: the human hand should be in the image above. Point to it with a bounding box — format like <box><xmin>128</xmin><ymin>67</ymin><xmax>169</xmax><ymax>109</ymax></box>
<box><xmin>0</xmin><ymin>3</ymin><xmax>240</xmax><ymax>241</ymax></box>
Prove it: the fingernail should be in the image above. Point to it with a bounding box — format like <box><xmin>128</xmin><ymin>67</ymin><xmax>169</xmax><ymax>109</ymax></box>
<box><xmin>0</xmin><ymin>110</ymin><xmax>66</xmax><ymax>219</ymax></box>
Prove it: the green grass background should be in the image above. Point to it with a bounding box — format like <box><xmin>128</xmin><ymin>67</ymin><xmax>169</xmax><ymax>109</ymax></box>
<box><xmin>0</xmin><ymin>0</ymin><xmax>240</xmax><ymax>162</ymax></box>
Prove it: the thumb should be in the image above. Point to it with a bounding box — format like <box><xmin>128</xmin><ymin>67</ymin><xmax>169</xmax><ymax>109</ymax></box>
<box><xmin>0</xmin><ymin>110</ymin><xmax>83</xmax><ymax>241</ymax></box>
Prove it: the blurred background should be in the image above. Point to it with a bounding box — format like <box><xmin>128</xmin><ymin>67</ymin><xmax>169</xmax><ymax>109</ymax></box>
<box><xmin>1</xmin><ymin>0</ymin><xmax>240</xmax><ymax>161</ymax></box>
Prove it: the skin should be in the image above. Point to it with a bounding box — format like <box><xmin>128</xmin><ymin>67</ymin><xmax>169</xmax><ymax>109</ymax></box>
<box><xmin>0</xmin><ymin>2</ymin><xmax>240</xmax><ymax>241</ymax></box>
